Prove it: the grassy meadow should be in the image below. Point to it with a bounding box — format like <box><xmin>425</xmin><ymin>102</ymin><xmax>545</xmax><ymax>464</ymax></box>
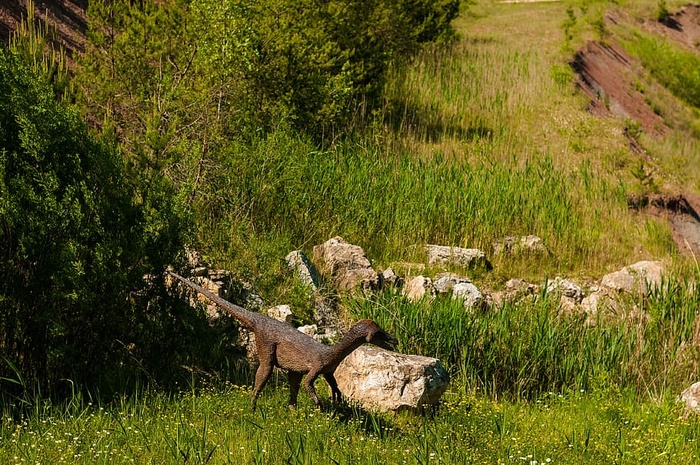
<box><xmin>2</xmin><ymin>382</ymin><xmax>700</xmax><ymax>464</ymax></box>
<box><xmin>4</xmin><ymin>282</ymin><xmax>700</xmax><ymax>464</ymax></box>
<box><xmin>4</xmin><ymin>0</ymin><xmax>700</xmax><ymax>463</ymax></box>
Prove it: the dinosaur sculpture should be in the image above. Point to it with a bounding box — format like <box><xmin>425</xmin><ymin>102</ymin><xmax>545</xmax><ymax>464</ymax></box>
<box><xmin>168</xmin><ymin>271</ymin><xmax>398</xmax><ymax>409</ymax></box>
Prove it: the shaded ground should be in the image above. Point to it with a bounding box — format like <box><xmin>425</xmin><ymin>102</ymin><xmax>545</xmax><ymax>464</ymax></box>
<box><xmin>629</xmin><ymin>193</ymin><xmax>700</xmax><ymax>257</ymax></box>
<box><xmin>0</xmin><ymin>0</ymin><xmax>87</xmax><ymax>58</ymax></box>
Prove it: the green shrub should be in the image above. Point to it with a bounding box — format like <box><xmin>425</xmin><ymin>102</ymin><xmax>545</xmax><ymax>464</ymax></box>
<box><xmin>0</xmin><ymin>48</ymin><xmax>202</xmax><ymax>395</ymax></box>
<box><xmin>78</xmin><ymin>0</ymin><xmax>460</xmax><ymax>150</ymax></box>
<box><xmin>624</xmin><ymin>31</ymin><xmax>700</xmax><ymax>110</ymax></box>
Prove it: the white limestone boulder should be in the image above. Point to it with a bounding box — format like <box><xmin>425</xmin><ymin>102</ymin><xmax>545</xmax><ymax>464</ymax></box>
<box><xmin>402</xmin><ymin>275</ymin><xmax>435</xmax><ymax>301</ymax></box>
<box><xmin>426</xmin><ymin>244</ymin><xmax>491</xmax><ymax>269</ymax></box>
<box><xmin>452</xmin><ymin>282</ymin><xmax>484</xmax><ymax>310</ymax></box>
<box><xmin>433</xmin><ymin>272</ymin><xmax>471</xmax><ymax>294</ymax></box>
<box><xmin>335</xmin><ymin>346</ymin><xmax>450</xmax><ymax>412</ymax></box>
<box><xmin>493</xmin><ymin>235</ymin><xmax>548</xmax><ymax>256</ymax></box>
<box><xmin>285</xmin><ymin>250</ymin><xmax>321</xmax><ymax>291</ymax></box>
<box><xmin>297</xmin><ymin>324</ymin><xmax>317</xmax><ymax>336</ymax></box>
<box><xmin>379</xmin><ymin>267</ymin><xmax>401</xmax><ymax>287</ymax></box>
<box><xmin>265</xmin><ymin>304</ymin><xmax>294</xmax><ymax>324</ymax></box>
<box><xmin>601</xmin><ymin>260</ymin><xmax>664</xmax><ymax>294</ymax></box>
<box><xmin>313</xmin><ymin>236</ymin><xmax>379</xmax><ymax>292</ymax></box>
<box><xmin>546</xmin><ymin>277</ymin><xmax>585</xmax><ymax>303</ymax></box>
<box><xmin>678</xmin><ymin>382</ymin><xmax>700</xmax><ymax>415</ymax></box>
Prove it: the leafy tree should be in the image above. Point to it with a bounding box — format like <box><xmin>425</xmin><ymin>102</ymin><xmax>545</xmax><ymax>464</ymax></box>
<box><xmin>77</xmin><ymin>0</ymin><xmax>460</xmax><ymax>151</ymax></box>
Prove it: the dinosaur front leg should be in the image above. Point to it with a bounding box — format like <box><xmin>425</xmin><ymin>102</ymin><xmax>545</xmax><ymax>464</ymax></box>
<box><xmin>303</xmin><ymin>373</ymin><xmax>322</xmax><ymax>407</ymax></box>
<box><xmin>323</xmin><ymin>373</ymin><xmax>342</xmax><ymax>404</ymax></box>
<box><xmin>288</xmin><ymin>371</ymin><xmax>303</xmax><ymax>407</ymax></box>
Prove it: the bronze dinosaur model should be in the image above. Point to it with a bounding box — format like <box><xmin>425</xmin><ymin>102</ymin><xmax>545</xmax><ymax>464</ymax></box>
<box><xmin>168</xmin><ymin>271</ymin><xmax>397</xmax><ymax>409</ymax></box>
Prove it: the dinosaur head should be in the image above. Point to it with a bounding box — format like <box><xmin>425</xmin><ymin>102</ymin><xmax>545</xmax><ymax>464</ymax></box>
<box><xmin>358</xmin><ymin>319</ymin><xmax>398</xmax><ymax>350</ymax></box>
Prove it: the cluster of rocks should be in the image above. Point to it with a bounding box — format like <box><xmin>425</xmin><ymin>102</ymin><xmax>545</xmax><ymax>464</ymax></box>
<box><xmin>179</xmin><ymin>249</ymin><xmax>263</xmax><ymax>317</ymax></box>
<box><xmin>180</xmin><ymin>239</ymin><xmax>455</xmax><ymax>412</ymax></box>
<box><xmin>181</xmin><ymin>237</ymin><xmax>700</xmax><ymax>414</ymax></box>
<box><xmin>404</xmin><ymin>254</ymin><xmax>665</xmax><ymax>326</ymax></box>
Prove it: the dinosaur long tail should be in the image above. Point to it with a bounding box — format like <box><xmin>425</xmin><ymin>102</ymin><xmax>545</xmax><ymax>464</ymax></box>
<box><xmin>168</xmin><ymin>271</ymin><xmax>256</xmax><ymax>328</ymax></box>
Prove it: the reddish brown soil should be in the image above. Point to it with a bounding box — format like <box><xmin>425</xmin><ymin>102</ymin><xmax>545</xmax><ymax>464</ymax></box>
<box><xmin>572</xmin><ymin>40</ymin><xmax>669</xmax><ymax>139</ymax></box>
<box><xmin>572</xmin><ymin>5</ymin><xmax>700</xmax><ymax>140</ymax></box>
<box><xmin>573</xmin><ymin>5</ymin><xmax>700</xmax><ymax>257</ymax></box>
<box><xmin>644</xmin><ymin>4</ymin><xmax>700</xmax><ymax>53</ymax></box>
<box><xmin>0</xmin><ymin>0</ymin><xmax>87</xmax><ymax>58</ymax></box>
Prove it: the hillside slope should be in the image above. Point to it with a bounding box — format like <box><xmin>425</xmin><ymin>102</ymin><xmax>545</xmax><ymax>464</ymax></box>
<box><xmin>3</xmin><ymin>0</ymin><xmax>700</xmax><ymax>270</ymax></box>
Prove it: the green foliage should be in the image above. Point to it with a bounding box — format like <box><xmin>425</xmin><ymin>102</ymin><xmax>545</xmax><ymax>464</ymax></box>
<box><xmin>197</xmin><ymin>130</ymin><xmax>627</xmax><ymax>285</ymax></box>
<box><xmin>561</xmin><ymin>6</ymin><xmax>578</xmax><ymax>51</ymax></box>
<box><xmin>0</xmin><ymin>48</ymin><xmax>205</xmax><ymax>395</ymax></box>
<box><xmin>351</xmin><ymin>277</ymin><xmax>700</xmax><ymax>399</ymax></box>
<box><xmin>77</xmin><ymin>0</ymin><xmax>206</xmax><ymax>187</ymax></box>
<box><xmin>624</xmin><ymin>31</ymin><xmax>700</xmax><ymax>110</ymax></box>
<box><xmin>77</xmin><ymin>0</ymin><xmax>460</xmax><ymax>154</ymax></box>
<box><xmin>8</xmin><ymin>0</ymin><xmax>71</xmax><ymax>100</ymax></box>
<box><xmin>657</xmin><ymin>0</ymin><xmax>670</xmax><ymax>22</ymax></box>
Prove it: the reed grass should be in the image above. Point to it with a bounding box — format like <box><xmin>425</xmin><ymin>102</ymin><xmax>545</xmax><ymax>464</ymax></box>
<box><xmin>350</xmin><ymin>276</ymin><xmax>700</xmax><ymax>399</ymax></box>
<box><xmin>200</xmin><ymin>129</ymin><xmax>646</xmax><ymax>290</ymax></box>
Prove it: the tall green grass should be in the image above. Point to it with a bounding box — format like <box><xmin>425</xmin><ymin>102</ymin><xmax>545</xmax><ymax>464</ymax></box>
<box><xmin>198</xmin><ymin>129</ymin><xmax>643</xmax><ymax>295</ymax></box>
<box><xmin>623</xmin><ymin>31</ymin><xmax>700</xmax><ymax>110</ymax></box>
<box><xmin>350</xmin><ymin>277</ymin><xmax>700</xmax><ymax>399</ymax></box>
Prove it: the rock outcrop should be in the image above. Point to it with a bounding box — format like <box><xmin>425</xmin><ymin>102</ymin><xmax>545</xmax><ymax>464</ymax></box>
<box><xmin>601</xmin><ymin>260</ymin><xmax>664</xmax><ymax>294</ymax></box>
<box><xmin>493</xmin><ymin>235</ymin><xmax>548</xmax><ymax>256</ymax></box>
<box><xmin>402</xmin><ymin>275</ymin><xmax>435</xmax><ymax>301</ymax></box>
<box><xmin>679</xmin><ymin>382</ymin><xmax>700</xmax><ymax>415</ymax></box>
<box><xmin>313</xmin><ymin>236</ymin><xmax>379</xmax><ymax>292</ymax></box>
<box><xmin>433</xmin><ymin>272</ymin><xmax>471</xmax><ymax>294</ymax></box>
<box><xmin>286</xmin><ymin>250</ymin><xmax>321</xmax><ymax>291</ymax></box>
<box><xmin>265</xmin><ymin>304</ymin><xmax>294</xmax><ymax>324</ymax></box>
<box><xmin>452</xmin><ymin>281</ymin><xmax>484</xmax><ymax>310</ymax></box>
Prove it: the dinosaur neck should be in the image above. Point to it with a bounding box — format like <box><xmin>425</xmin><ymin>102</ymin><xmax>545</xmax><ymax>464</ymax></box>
<box><xmin>327</xmin><ymin>327</ymin><xmax>368</xmax><ymax>367</ymax></box>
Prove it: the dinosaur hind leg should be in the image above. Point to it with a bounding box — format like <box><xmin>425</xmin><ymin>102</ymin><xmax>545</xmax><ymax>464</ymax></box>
<box><xmin>303</xmin><ymin>372</ymin><xmax>322</xmax><ymax>407</ymax></box>
<box><xmin>288</xmin><ymin>372</ymin><xmax>303</xmax><ymax>407</ymax></box>
<box><xmin>323</xmin><ymin>373</ymin><xmax>342</xmax><ymax>404</ymax></box>
<box><xmin>251</xmin><ymin>361</ymin><xmax>273</xmax><ymax>411</ymax></box>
